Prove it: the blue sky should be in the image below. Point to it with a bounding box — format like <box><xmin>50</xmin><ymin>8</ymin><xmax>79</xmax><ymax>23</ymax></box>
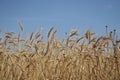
<box><xmin>0</xmin><ymin>0</ymin><xmax>120</xmax><ymax>39</ymax></box>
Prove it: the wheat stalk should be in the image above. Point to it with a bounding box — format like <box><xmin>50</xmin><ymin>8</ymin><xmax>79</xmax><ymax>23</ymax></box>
<box><xmin>17</xmin><ymin>20</ymin><xmax>23</xmax><ymax>31</ymax></box>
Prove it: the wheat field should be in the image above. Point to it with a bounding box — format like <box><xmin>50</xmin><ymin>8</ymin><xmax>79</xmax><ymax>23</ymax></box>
<box><xmin>0</xmin><ymin>24</ymin><xmax>120</xmax><ymax>80</ymax></box>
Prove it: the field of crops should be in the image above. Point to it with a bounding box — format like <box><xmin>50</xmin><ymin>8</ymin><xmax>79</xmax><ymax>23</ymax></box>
<box><xmin>0</xmin><ymin>23</ymin><xmax>120</xmax><ymax>80</ymax></box>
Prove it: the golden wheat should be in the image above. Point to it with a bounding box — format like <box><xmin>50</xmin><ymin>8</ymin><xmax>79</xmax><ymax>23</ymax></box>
<box><xmin>0</xmin><ymin>25</ymin><xmax>120</xmax><ymax>80</ymax></box>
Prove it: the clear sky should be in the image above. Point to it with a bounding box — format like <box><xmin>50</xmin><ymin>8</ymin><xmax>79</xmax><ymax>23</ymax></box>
<box><xmin>0</xmin><ymin>0</ymin><xmax>120</xmax><ymax>39</ymax></box>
